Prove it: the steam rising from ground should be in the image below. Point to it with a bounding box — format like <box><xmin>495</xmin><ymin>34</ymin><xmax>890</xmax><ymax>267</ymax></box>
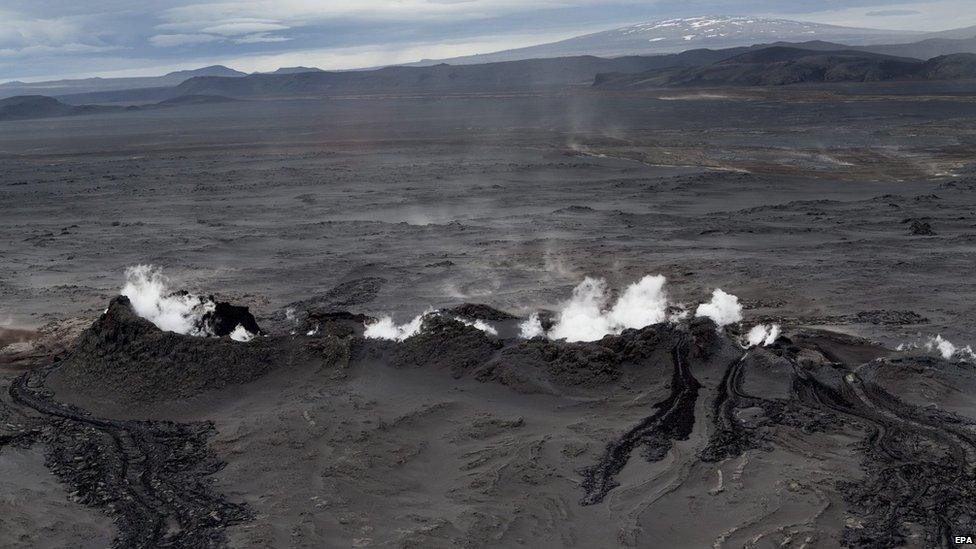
<box><xmin>897</xmin><ymin>334</ymin><xmax>976</xmax><ymax>361</ymax></box>
<box><xmin>896</xmin><ymin>334</ymin><xmax>976</xmax><ymax>362</ymax></box>
<box><xmin>519</xmin><ymin>313</ymin><xmax>546</xmax><ymax>339</ymax></box>
<box><xmin>363</xmin><ymin>309</ymin><xmax>501</xmax><ymax>341</ymax></box>
<box><xmin>120</xmin><ymin>265</ymin><xmax>256</xmax><ymax>341</ymax></box>
<box><xmin>513</xmin><ymin>275</ymin><xmax>748</xmax><ymax>342</ymax></box>
<box><xmin>695</xmin><ymin>289</ymin><xmax>743</xmax><ymax>328</ymax></box>
<box><xmin>364</xmin><ymin>312</ymin><xmax>429</xmax><ymax>342</ymax></box>
<box><xmin>745</xmin><ymin>324</ymin><xmax>781</xmax><ymax>348</ymax></box>
<box><xmin>455</xmin><ymin>317</ymin><xmax>499</xmax><ymax>336</ymax></box>
<box><xmin>121</xmin><ymin>266</ymin><xmax>214</xmax><ymax>336</ymax></box>
<box><xmin>230</xmin><ymin>325</ymin><xmax>256</xmax><ymax>342</ymax></box>
<box><xmin>547</xmin><ymin>275</ymin><xmax>669</xmax><ymax>342</ymax></box>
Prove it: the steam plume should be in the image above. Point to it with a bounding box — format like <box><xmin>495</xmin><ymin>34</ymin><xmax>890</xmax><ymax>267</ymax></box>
<box><xmin>455</xmin><ymin>317</ymin><xmax>499</xmax><ymax>336</ymax></box>
<box><xmin>230</xmin><ymin>325</ymin><xmax>256</xmax><ymax>342</ymax></box>
<box><xmin>364</xmin><ymin>312</ymin><xmax>429</xmax><ymax>342</ymax></box>
<box><xmin>925</xmin><ymin>335</ymin><xmax>976</xmax><ymax>361</ymax></box>
<box><xmin>547</xmin><ymin>275</ymin><xmax>669</xmax><ymax>342</ymax></box>
<box><xmin>121</xmin><ymin>265</ymin><xmax>214</xmax><ymax>336</ymax></box>
<box><xmin>363</xmin><ymin>309</ymin><xmax>500</xmax><ymax>341</ymax></box>
<box><xmin>745</xmin><ymin>324</ymin><xmax>780</xmax><ymax>348</ymax></box>
<box><xmin>695</xmin><ymin>289</ymin><xmax>743</xmax><ymax>328</ymax></box>
<box><xmin>898</xmin><ymin>334</ymin><xmax>976</xmax><ymax>362</ymax></box>
<box><xmin>519</xmin><ymin>313</ymin><xmax>546</xmax><ymax>339</ymax></box>
<box><xmin>120</xmin><ymin>265</ymin><xmax>257</xmax><ymax>342</ymax></box>
<box><xmin>927</xmin><ymin>334</ymin><xmax>957</xmax><ymax>359</ymax></box>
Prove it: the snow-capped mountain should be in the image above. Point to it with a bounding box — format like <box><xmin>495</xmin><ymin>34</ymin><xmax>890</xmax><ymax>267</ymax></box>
<box><xmin>603</xmin><ymin>16</ymin><xmax>915</xmax><ymax>49</ymax></box>
<box><xmin>419</xmin><ymin>16</ymin><xmax>922</xmax><ymax>65</ymax></box>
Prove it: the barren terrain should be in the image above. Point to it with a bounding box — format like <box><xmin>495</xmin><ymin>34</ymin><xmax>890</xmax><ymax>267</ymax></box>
<box><xmin>2</xmin><ymin>85</ymin><xmax>976</xmax><ymax>547</ymax></box>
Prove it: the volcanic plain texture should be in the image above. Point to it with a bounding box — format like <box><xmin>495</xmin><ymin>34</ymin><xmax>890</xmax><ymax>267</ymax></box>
<box><xmin>2</xmin><ymin>83</ymin><xmax>976</xmax><ymax>548</ymax></box>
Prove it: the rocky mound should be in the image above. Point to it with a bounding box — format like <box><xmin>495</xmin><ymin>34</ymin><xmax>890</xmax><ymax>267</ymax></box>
<box><xmin>47</xmin><ymin>297</ymin><xmax>310</xmax><ymax>403</ymax></box>
<box><xmin>198</xmin><ymin>300</ymin><xmax>262</xmax><ymax>337</ymax></box>
<box><xmin>9</xmin><ymin>293</ymin><xmax>976</xmax><ymax>547</ymax></box>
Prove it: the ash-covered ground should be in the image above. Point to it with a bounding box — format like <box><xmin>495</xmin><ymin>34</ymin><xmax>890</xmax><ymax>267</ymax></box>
<box><xmin>2</xmin><ymin>86</ymin><xmax>976</xmax><ymax>548</ymax></box>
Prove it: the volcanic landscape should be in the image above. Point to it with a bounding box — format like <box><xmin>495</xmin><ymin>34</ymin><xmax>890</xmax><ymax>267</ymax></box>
<box><xmin>3</xmin><ymin>70</ymin><xmax>976</xmax><ymax>548</ymax></box>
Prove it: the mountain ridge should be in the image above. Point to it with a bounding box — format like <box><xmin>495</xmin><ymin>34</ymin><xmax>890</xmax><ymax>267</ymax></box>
<box><xmin>411</xmin><ymin>16</ymin><xmax>925</xmax><ymax>65</ymax></box>
<box><xmin>0</xmin><ymin>66</ymin><xmax>247</xmax><ymax>100</ymax></box>
<box><xmin>594</xmin><ymin>47</ymin><xmax>976</xmax><ymax>88</ymax></box>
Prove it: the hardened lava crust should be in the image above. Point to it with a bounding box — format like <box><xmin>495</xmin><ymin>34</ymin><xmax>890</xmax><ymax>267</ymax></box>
<box><xmin>2</xmin><ymin>296</ymin><xmax>974</xmax><ymax>548</ymax></box>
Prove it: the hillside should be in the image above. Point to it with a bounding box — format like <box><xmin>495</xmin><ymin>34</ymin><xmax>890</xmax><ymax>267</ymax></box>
<box><xmin>0</xmin><ymin>66</ymin><xmax>246</xmax><ymax>100</ymax></box>
<box><xmin>594</xmin><ymin>47</ymin><xmax>976</xmax><ymax>88</ymax></box>
<box><xmin>0</xmin><ymin>96</ymin><xmax>122</xmax><ymax>121</ymax></box>
<box><xmin>0</xmin><ymin>94</ymin><xmax>238</xmax><ymax>121</ymax></box>
<box><xmin>81</xmin><ymin>52</ymin><xmax>747</xmax><ymax>101</ymax></box>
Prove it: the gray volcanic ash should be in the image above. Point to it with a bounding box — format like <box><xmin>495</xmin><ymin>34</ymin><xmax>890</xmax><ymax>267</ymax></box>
<box><xmin>2</xmin><ymin>282</ymin><xmax>975</xmax><ymax>547</ymax></box>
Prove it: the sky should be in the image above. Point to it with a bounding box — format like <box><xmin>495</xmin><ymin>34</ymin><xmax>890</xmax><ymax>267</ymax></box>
<box><xmin>2</xmin><ymin>0</ymin><xmax>975</xmax><ymax>82</ymax></box>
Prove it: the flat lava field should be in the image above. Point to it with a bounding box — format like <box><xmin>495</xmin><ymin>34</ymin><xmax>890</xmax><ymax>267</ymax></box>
<box><xmin>3</xmin><ymin>85</ymin><xmax>976</xmax><ymax>548</ymax></box>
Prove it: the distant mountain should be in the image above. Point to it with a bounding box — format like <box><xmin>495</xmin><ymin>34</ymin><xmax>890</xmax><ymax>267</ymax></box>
<box><xmin>268</xmin><ymin>67</ymin><xmax>324</xmax><ymax>75</ymax></box>
<box><xmin>858</xmin><ymin>37</ymin><xmax>976</xmax><ymax>60</ymax></box>
<box><xmin>151</xmin><ymin>94</ymin><xmax>239</xmax><ymax>106</ymax></box>
<box><xmin>415</xmin><ymin>16</ymin><xmax>922</xmax><ymax>65</ymax></box>
<box><xmin>119</xmin><ymin>53</ymin><xmax>753</xmax><ymax>100</ymax></box>
<box><xmin>0</xmin><ymin>66</ymin><xmax>247</xmax><ymax>100</ymax></box>
<box><xmin>0</xmin><ymin>94</ymin><xmax>240</xmax><ymax>121</ymax></box>
<box><xmin>750</xmin><ymin>37</ymin><xmax>976</xmax><ymax>60</ymax></box>
<box><xmin>920</xmin><ymin>24</ymin><xmax>976</xmax><ymax>40</ymax></box>
<box><xmin>162</xmin><ymin>66</ymin><xmax>245</xmax><ymax>80</ymax></box>
<box><xmin>0</xmin><ymin>95</ymin><xmax>121</xmax><ymax>121</ymax></box>
<box><xmin>917</xmin><ymin>53</ymin><xmax>976</xmax><ymax>79</ymax></box>
<box><xmin>56</xmin><ymin>41</ymin><xmax>976</xmax><ymax>105</ymax></box>
<box><xmin>594</xmin><ymin>47</ymin><xmax>976</xmax><ymax>88</ymax></box>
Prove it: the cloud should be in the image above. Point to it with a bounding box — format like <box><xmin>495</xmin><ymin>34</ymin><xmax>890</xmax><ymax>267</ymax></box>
<box><xmin>0</xmin><ymin>43</ymin><xmax>121</xmax><ymax>58</ymax></box>
<box><xmin>149</xmin><ymin>33</ymin><xmax>222</xmax><ymax>47</ymax></box>
<box><xmin>233</xmin><ymin>33</ymin><xmax>291</xmax><ymax>44</ymax></box>
<box><xmin>800</xmin><ymin>0</ymin><xmax>976</xmax><ymax>31</ymax></box>
<box><xmin>207</xmin><ymin>30</ymin><xmax>584</xmax><ymax>72</ymax></box>
<box><xmin>200</xmin><ymin>21</ymin><xmax>290</xmax><ymax>36</ymax></box>
<box><xmin>865</xmin><ymin>9</ymin><xmax>921</xmax><ymax>16</ymax></box>
<box><xmin>0</xmin><ymin>11</ymin><xmax>118</xmax><ymax>58</ymax></box>
<box><xmin>5</xmin><ymin>0</ymin><xmax>976</xmax><ymax>81</ymax></box>
<box><xmin>158</xmin><ymin>0</ymin><xmax>619</xmax><ymax>30</ymax></box>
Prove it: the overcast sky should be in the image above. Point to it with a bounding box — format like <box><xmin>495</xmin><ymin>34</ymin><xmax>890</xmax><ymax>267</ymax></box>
<box><xmin>2</xmin><ymin>0</ymin><xmax>975</xmax><ymax>82</ymax></box>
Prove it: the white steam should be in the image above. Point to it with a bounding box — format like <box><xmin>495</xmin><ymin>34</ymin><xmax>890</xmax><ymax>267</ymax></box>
<box><xmin>928</xmin><ymin>334</ymin><xmax>957</xmax><ymax>360</ymax></box>
<box><xmin>546</xmin><ymin>275</ymin><xmax>669</xmax><ymax>342</ymax></box>
<box><xmin>364</xmin><ymin>312</ymin><xmax>429</xmax><ymax>342</ymax></box>
<box><xmin>121</xmin><ymin>265</ymin><xmax>214</xmax><ymax>336</ymax></box>
<box><xmin>695</xmin><ymin>289</ymin><xmax>743</xmax><ymax>328</ymax></box>
<box><xmin>518</xmin><ymin>276</ymin><xmax>750</xmax><ymax>342</ymax></box>
<box><xmin>519</xmin><ymin>313</ymin><xmax>546</xmax><ymax>339</ymax></box>
<box><xmin>454</xmin><ymin>317</ymin><xmax>499</xmax><ymax>336</ymax></box>
<box><xmin>668</xmin><ymin>306</ymin><xmax>690</xmax><ymax>324</ymax></box>
<box><xmin>230</xmin><ymin>324</ymin><xmax>256</xmax><ymax>342</ymax></box>
<box><xmin>924</xmin><ymin>335</ymin><xmax>976</xmax><ymax>361</ymax></box>
<box><xmin>745</xmin><ymin>323</ymin><xmax>781</xmax><ymax>348</ymax></box>
<box><xmin>608</xmin><ymin>275</ymin><xmax>670</xmax><ymax>331</ymax></box>
<box><xmin>897</xmin><ymin>334</ymin><xmax>976</xmax><ymax>362</ymax></box>
<box><xmin>363</xmin><ymin>309</ymin><xmax>500</xmax><ymax>341</ymax></box>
